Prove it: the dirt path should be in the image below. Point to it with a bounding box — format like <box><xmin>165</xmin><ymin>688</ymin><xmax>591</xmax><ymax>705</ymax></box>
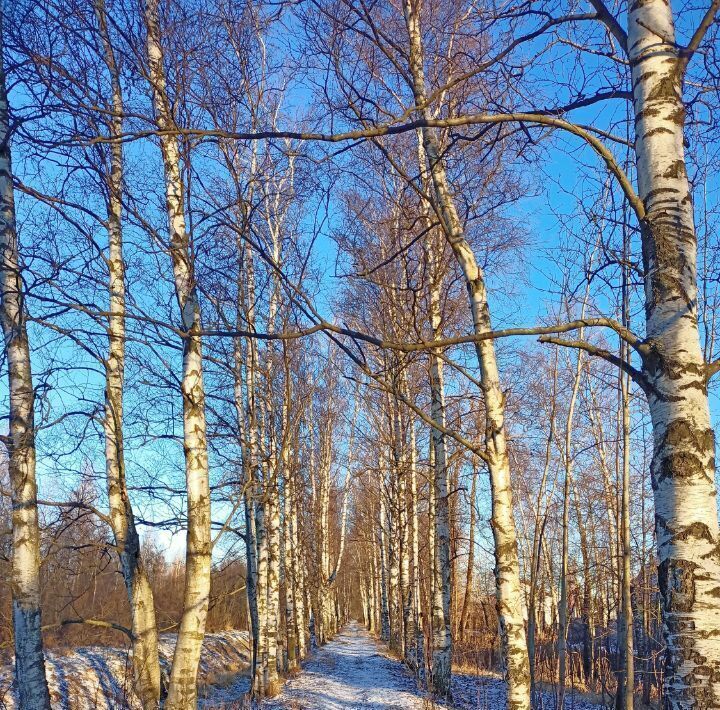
<box><xmin>262</xmin><ymin>621</ymin><xmax>428</xmax><ymax>709</ymax></box>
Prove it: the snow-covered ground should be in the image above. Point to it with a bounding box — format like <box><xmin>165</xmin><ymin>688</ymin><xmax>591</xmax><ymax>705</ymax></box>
<box><xmin>449</xmin><ymin>671</ymin><xmax>603</xmax><ymax>710</ymax></box>
<box><xmin>0</xmin><ymin>630</ymin><xmax>250</xmax><ymax>709</ymax></box>
<box><xmin>261</xmin><ymin>620</ymin><xmax>429</xmax><ymax>709</ymax></box>
<box><xmin>253</xmin><ymin>622</ymin><xmax>604</xmax><ymax>710</ymax></box>
<box><xmin>0</xmin><ymin>623</ymin><xmax>605</xmax><ymax>709</ymax></box>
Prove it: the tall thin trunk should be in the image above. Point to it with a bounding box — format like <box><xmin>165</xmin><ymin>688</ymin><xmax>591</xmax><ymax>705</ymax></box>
<box><xmin>403</xmin><ymin>2</ymin><xmax>529</xmax><ymax>703</ymax></box>
<box><xmin>393</xmin><ymin>391</ymin><xmax>411</xmax><ymax>662</ymax></box>
<box><xmin>617</xmin><ymin>254</ymin><xmax>634</xmax><ymax>710</ymax></box>
<box><xmin>528</xmin><ymin>352</ymin><xmax>558</xmax><ymax>698</ymax></box>
<box><xmin>459</xmin><ymin>468</ymin><xmax>477</xmax><ymax>643</ymax></box>
<box><xmin>95</xmin><ymin>3</ymin><xmax>161</xmax><ymax>705</ymax></box>
<box><xmin>558</xmin><ymin>456</ymin><xmax>571</xmax><ymax>710</ymax></box>
<box><xmin>265</xmin><ymin>490</ymin><xmax>281</xmax><ymax>693</ymax></box>
<box><xmin>628</xmin><ymin>4</ymin><xmax>720</xmax><ymax>705</ymax></box>
<box><xmin>427</xmin><ymin>297</ymin><xmax>452</xmax><ymax>697</ymax></box>
<box><xmin>379</xmin><ymin>495</ymin><xmax>391</xmax><ymax>642</ymax></box>
<box><xmin>0</xmin><ymin>25</ymin><xmax>51</xmax><ymax>710</ymax></box>
<box><xmin>573</xmin><ymin>492</ymin><xmax>593</xmax><ymax>688</ymax></box>
<box><xmin>418</xmin><ymin>147</ymin><xmax>452</xmax><ymax>698</ymax></box>
<box><xmin>244</xmin><ymin>495</ymin><xmax>260</xmax><ymax>685</ymax></box>
<box><xmin>293</xmin><ymin>486</ymin><xmax>307</xmax><ymax>660</ymax></box>
<box><xmin>409</xmin><ymin>422</ymin><xmax>422</xmax><ymax>668</ymax></box>
<box><xmin>558</xmin><ymin>328</ymin><xmax>585</xmax><ymax>710</ymax></box>
<box><xmin>386</xmin><ymin>434</ymin><xmax>401</xmax><ymax>651</ymax></box>
<box><xmin>283</xmin><ymin>404</ymin><xmax>299</xmax><ymax>672</ymax></box>
<box><xmin>145</xmin><ymin>3</ymin><xmax>211</xmax><ymax>705</ymax></box>
<box><xmin>254</xmin><ymin>495</ymin><xmax>269</xmax><ymax>695</ymax></box>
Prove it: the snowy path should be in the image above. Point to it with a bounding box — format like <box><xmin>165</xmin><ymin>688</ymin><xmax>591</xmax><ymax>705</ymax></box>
<box><xmin>262</xmin><ymin>621</ymin><xmax>428</xmax><ymax>709</ymax></box>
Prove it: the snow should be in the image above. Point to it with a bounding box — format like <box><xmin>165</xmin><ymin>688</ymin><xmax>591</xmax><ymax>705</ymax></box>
<box><xmin>449</xmin><ymin>671</ymin><xmax>602</xmax><ymax>710</ymax></box>
<box><xmin>261</xmin><ymin>621</ymin><xmax>429</xmax><ymax>709</ymax></box>
<box><xmin>0</xmin><ymin>623</ymin><xmax>604</xmax><ymax>709</ymax></box>
<box><xmin>253</xmin><ymin>622</ymin><xmax>603</xmax><ymax>710</ymax></box>
<box><xmin>0</xmin><ymin>630</ymin><xmax>250</xmax><ymax>709</ymax></box>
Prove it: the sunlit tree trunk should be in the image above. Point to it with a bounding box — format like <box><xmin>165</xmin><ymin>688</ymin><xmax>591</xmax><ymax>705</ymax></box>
<box><xmin>628</xmin><ymin>4</ymin><xmax>720</xmax><ymax>705</ymax></box>
<box><xmin>0</xmin><ymin>26</ymin><xmax>51</xmax><ymax>710</ymax></box>
<box><xmin>528</xmin><ymin>353</ymin><xmax>557</xmax><ymax>698</ymax></box>
<box><xmin>558</xmin><ymin>321</ymin><xmax>585</xmax><ymax>709</ymax></box>
<box><xmin>265</xmin><ymin>488</ymin><xmax>281</xmax><ymax>693</ymax></box>
<box><xmin>459</xmin><ymin>468</ymin><xmax>477</xmax><ymax>644</ymax></box>
<box><xmin>94</xmin><ymin>3</ymin><xmax>161</xmax><ymax>705</ymax></box>
<box><xmin>426</xmin><ymin>436</ymin><xmax>435</xmax><ymax>650</ymax></box>
<box><xmin>416</xmin><ymin>147</ymin><xmax>452</xmax><ymax>699</ymax></box>
<box><xmin>145</xmin><ymin>2</ymin><xmax>211</xmax><ymax>705</ymax></box>
<box><xmin>573</xmin><ymin>492</ymin><xmax>594</xmax><ymax>688</ymax></box>
<box><xmin>402</xmin><ymin>2</ymin><xmax>529</xmax><ymax>703</ymax></box>
<box><xmin>617</xmin><ymin>256</ymin><xmax>634</xmax><ymax>710</ymax></box>
<box><xmin>428</xmin><ymin>311</ymin><xmax>451</xmax><ymax>697</ymax></box>
<box><xmin>293</xmin><ymin>485</ymin><xmax>307</xmax><ymax>660</ymax></box>
<box><xmin>254</xmin><ymin>493</ymin><xmax>269</xmax><ymax>695</ymax></box>
<box><xmin>379</xmin><ymin>495</ymin><xmax>391</xmax><ymax>642</ymax></box>
<box><xmin>283</xmin><ymin>443</ymin><xmax>299</xmax><ymax>672</ymax></box>
<box><xmin>409</xmin><ymin>422</ymin><xmax>421</xmax><ymax>668</ymax></box>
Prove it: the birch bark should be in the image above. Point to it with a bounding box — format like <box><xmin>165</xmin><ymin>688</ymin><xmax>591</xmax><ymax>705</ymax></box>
<box><xmin>95</xmin><ymin>4</ymin><xmax>161</xmax><ymax>705</ymax></box>
<box><xmin>144</xmin><ymin>2</ymin><xmax>211</xmax><ymax>705</ymax></box>
<box><xmin>0</xmin><ymin>25</ymin><xmax>51</xmax><ymax>710</ymax></box>
<box><xmin>628</xmin><ymin>4</ymin><xmax>720</xmax><ymax>705</ymax></box>
<box><xmin>379</xmin><ymin>495</ymin><xmax>391</xmax><ymax>642</ymax></box>
<box><xmin>402</xmin><ymin>1</ymin><xmax>529</xmax><ymax>703</ymax></box>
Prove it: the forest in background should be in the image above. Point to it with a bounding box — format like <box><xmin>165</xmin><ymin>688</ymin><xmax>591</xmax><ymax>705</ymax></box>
<box><xmin>2</xmin><ymin>0</ymin><xmax>720</xmax><ymax>708</ymax></box>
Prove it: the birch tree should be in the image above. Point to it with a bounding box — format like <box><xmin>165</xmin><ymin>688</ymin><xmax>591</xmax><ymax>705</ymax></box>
<box><xmin>535</xmin><ymin>4</ymin><xmax>720</xmax><ymax>704</ymax></box>
<box><xmin>144</xmin><ymin>1</ymin><xmax>212</xmax><ymax>705</ymax></box>
<box><xmin>94</xmin><ymin>1</ymin><xmax>161</xmax><ymax>704</ymax></box>
<box><xmin>0</xmin><ymin>17</ymin><xmax>51</xmax><ymax>710</ymax></box>
<box><xmin>401</xmin><ymin>1</ymin><xmax>530</xmax><ymax>703</ymax></box>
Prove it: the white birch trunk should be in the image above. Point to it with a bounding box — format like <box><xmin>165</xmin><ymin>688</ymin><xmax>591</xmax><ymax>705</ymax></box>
<box><xmin>402</xmin><ymin>3</ymin><xmax>529</xmax><ymax>701</ymax></box>
<box><xmin>379</xmin><ymin>495</ymin><xmax>391</xmax><ymax>642</ymax></box>
<box><xmin>428</xmin><ymin>335</ymin><xmax>452</xmax><ymax>698</ymax></box>
<box><xmin>254</xmin><ymin>498</ymin><xmax>269</xmax><ymax>695</ymax></box>
<box><xmin>0</xmin><ymin>28</ymin><xmax>52</xmax><ymax>710</ymax></box>
<box><xmin>293</xmin><ymin>489</ymin><xmax>307</xmax><ymax>660</ymax></box>
<box><xmin>617</xmin><ymin>264</ymin><xmax>634</xmax><ymax>708</ymax></box>
<box><xmin>559</xmin><ymin>342</ymin><xmax>584</xmax><ymax>709</ymax></box>
<box><xmin>409</xmin><ymin>422</ymin><xmax>421</xmax><ymax>668</ymax></box>
<box><xmin>628</xmin><ymin>4</ymin><xmax>720</xmax><ymax>706</ymax></box>
<box><xmin>145</xmin><ymin>3</ymin><xmax>211</xmax><ymax>705</ymax></box>
<box><xmin>265</xmin><ymin>490</ymin><xmax>281</xmax><ymax>693</ymax></box>
<box><xmin>96</xmin><ymin>4</ymin><xmax>161</xmax><ymax>704</ymax></box>
<box><xmin>284</xmin><ymin>468</ymin><xmax>298</xmax><ymax>672</ymax></box>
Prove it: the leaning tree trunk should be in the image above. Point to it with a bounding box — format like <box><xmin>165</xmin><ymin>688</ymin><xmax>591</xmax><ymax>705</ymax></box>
<box><xmin>628</xmin><ymin>3</ymin><xmax>720</xmax><ymax>706</ymax></box>
<box><xmin>403</xmin><ymin>1</ymin><xmax>530</xmax><ymax>704</ymax></box>
<box><xmin>95</xmin><ymin>3</ymin><xmax>161</xmax><ymax>705</ymax></box>
<box><xmin>145</xmin><ymin>2</ymin><xmax>211</xmax><ymax>706</ymax></box>
<box><xmin>0</xmin><ymin>29</ymin><xmax>52</xmax><ymax>710</ymax></box>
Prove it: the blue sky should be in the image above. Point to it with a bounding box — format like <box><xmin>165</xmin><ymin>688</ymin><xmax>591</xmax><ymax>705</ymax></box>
<box><xmin>3</xmin><ymin>0</ymin><xmax>720</xmax><ymax>566</ymax></box>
